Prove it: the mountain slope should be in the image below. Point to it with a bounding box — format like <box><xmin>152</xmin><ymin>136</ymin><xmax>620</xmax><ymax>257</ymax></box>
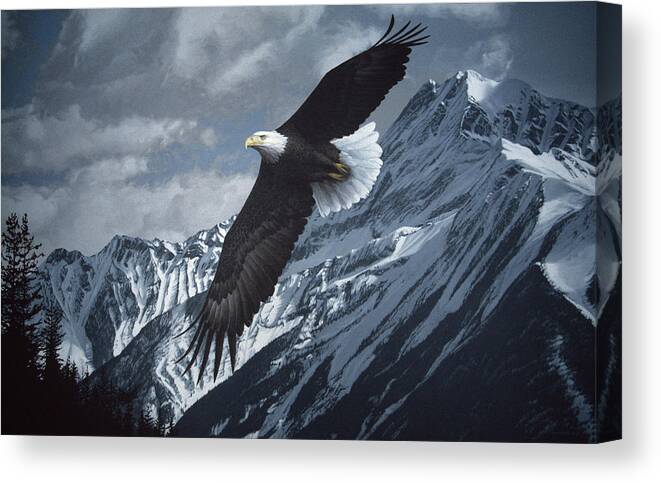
<box><xmin>173</xmin><ymin>71</ymin><xmax>621</xmax><ymax>440</ymax></box>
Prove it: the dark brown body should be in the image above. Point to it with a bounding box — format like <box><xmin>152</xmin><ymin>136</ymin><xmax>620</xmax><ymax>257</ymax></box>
<box><xmin>277</xmin><ymin>125</ymin><xmax>343</xmax><ymax>183</ymax></box>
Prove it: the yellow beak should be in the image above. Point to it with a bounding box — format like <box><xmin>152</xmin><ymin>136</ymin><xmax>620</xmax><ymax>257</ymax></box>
<box><xmin>245</xmin><ymin>135</ymin><xmax>260</xmax><ymax>149</ymax></box>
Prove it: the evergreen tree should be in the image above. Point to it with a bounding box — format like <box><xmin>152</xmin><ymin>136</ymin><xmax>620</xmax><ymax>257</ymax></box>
<box><xmin>1</xmin><ymin>213</ymin><xmax>44</xmax><ymax>433</ymax></box>
<box><xmin>60</xmin><ymin>357</ymin><xmax>83</xmax><ymax>435</ymax></box>
<box><xmin>40</xmin><ymin>305</ymin><xmax>64</xmax><ymax>384</ymax></box>
<box><xmin>39</xmin><ymin>305</ymin><xmax>71</xmax><ymax>434</ymax></box>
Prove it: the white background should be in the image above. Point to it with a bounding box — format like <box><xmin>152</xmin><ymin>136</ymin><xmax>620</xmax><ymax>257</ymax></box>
<box><xmin>1</xmin><ymin>0</ymin><xmax>659</xmax><ymax>481</ymax></box>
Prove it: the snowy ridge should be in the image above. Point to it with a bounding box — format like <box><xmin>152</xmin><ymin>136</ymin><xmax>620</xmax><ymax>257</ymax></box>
<box><xmin>38</xmin><ymin>220</ymin><xmax>232</xmax><ymax>371</ymax></box>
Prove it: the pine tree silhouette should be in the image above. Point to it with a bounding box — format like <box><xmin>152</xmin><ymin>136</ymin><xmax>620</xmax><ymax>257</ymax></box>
<box><xmin>1</xmin><ymin>213</ymin><xmax>44</xmax><ymax>434</ymax></box>
<box><xmin>60</xmin><ymin>357</ymin><xmax>84</xmax><ymax>434</ymax></box>
<box><xmin>39</xmin><ymin>305</ymin><xmax>68</xmax><ymax>434</ymax></box>
<box><xmin>40</xmin><ymin>305</ymin><xmax>64</xmax><ymax>384</ymax></box>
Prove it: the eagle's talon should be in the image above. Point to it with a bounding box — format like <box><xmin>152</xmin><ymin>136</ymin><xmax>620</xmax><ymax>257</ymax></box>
<box><xmin>328</xmin><ymin>172</ymin><xmax>347</xmax><ymax>181</ymax></box>
<box><xmin>328</xmin><ymin>162</ymin><xmax>350</xmax><ymax>181</ymax></box>
<box><xmin>335</xmin><ymin>163</ymin><xmax>351</xmax><ymax>176</ymax></box>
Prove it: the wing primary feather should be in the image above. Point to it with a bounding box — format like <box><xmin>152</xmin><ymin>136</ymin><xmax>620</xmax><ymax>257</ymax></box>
<box><xmin>197</xmin><ymin>331</ymin><xmax>215</xmax><ymax>384</ymax></box>
<box><xmin>238</xmin><ymin>281</ymin><xmax>256</xmax><ymax>326</ymax></box>
<box><xmin>383</xmin><ymin>20</ymin><xmax>411</xmax><ymax>45</ymax></box>
<box><xmin>387</xmin><ymin>22</ymin><xmax>421</xmax><ymax>44</ymax></box>
<box><xmin>404</xmin><ymin>37</ymin><xmax>430</xmax><ymax>47</ymax></box>
<box><xmin>172</xmin><ymin>301</ymin><xmax>206</xmax><ymax>339</ymax></box>
<box><xmin>183</xmin><ymin>326</ymin><xmax>209</xmax><ymax>374</ymax></box>
<box><xmin>227</xmin><ymin>296</ymin><xmax>236</xmax><ymax>335</ymax></box>
<box><xmin>219</xmin><ymin>297</ymin><xmax>229</xmax><ymax>325</ymax></box>
<box><xmin>229</xmin><ymin>295</ymin><xmax>241</xmax><ymax>335</ymax></box>
<box><xmin>172</xmin><ymin>318</ymin><xmax>198</xmax><ymax>339</ymax></box>
<box><xmin>174</xmin><ymin>317</ymin><xmax>205</xmax><ymax>364</ymax></box>
<box><xmin>392</xmin><ymin>24</ymin><xmax>428</xmax><ymax>45</ymax></box>
<box><xmin>233</xmin><ymin>295</ymin><xmax>245</xmax><ymax>334</ymax></box>
<box><xmin>373</xmin><ymin>14</ymin><xmax>395</xmax><ymax>47</ymax></box>
<box><xmin>232</xmin><ymin>292</ymin><xmax>246</xmax><ymax>329</ymax></box>
<box><xmin>213</xmin><ymin>329</ymin><xmax>226</xmax><ymax>381</ymax></box>
<box><xmin>228</xmin><ymin>332</ymin><xmax>238</xmax><ymax>371</ymax></box>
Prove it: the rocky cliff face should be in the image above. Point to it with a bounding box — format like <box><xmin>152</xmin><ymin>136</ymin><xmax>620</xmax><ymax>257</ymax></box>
<box><xmin>38</xmin><ymin>70</ymin><xmax>621</xmax><ymax>441</ymax></box>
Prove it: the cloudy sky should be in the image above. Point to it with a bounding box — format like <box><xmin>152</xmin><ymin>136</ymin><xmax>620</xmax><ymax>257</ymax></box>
<box><xmin>1</xmin><ymin>2</ymin><xmax>613</xmax><ymax>255</ymax></box>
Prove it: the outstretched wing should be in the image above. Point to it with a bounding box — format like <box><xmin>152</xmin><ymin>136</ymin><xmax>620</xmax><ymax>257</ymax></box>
<box><xmin>177</xmin><ymin>164</ymin><xmax>314</xmax><ymax>382</ymax></box>
<box><xmin>279</xmin><ymin>16</ymin><xmax>428</xmax><ymax>143</ymax></box>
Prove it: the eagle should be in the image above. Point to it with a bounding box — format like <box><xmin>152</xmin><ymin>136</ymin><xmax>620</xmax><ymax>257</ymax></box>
<box><xmin>177</xmin><ymin>16</ymin><xmax>428</xmax><ymax>382</ymax></box>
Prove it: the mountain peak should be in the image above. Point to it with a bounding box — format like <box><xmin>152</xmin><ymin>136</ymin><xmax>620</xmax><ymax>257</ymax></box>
<box><xmin>455</xmin><ymin>70</ymin><xmax>499</xmax><ymax>103</ymax></box>
<box><xmin>45</xmin><ymin>247</ymin><xmax>84</xmax><ymax>265</ymax></box>
<box><xmin>388</xmin><ymin>70</ymin><xmax>600</xmax><ymax>163</ymax></box>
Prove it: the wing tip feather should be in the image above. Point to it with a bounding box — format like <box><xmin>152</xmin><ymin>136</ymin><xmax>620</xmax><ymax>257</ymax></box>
<box><xmin>373</xmin><ymin>17</ymin><xmax>429</xmax><ymax>49</ymax></box>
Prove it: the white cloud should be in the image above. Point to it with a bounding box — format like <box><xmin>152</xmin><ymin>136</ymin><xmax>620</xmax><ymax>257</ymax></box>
<box><xmin>432</xmin><ymin>34</ymin><xmax>514</xmax><ymax>82</ymax></box>
<box><xmin>209</xmin><ymin>41</ymin><xmax>277</xmax><ymax>96</ymax></box>
<box><xmin>199</xmin><ymin>127</ymin><xmax>219</xmax><ymax>147</ymax></box>
<box><xmin>2</xmin><ymin>104</ymin><xmax>197</xmax><ymax>174</ymax></box>
<box><xmin>27</xmin><ymin>7</ymin><xmax>343</xmax><ymax>125</ymax></box>
<box><xmin>169</xmin><ymin>7</ymin><xmax>327</xmax><ymax>105</ymax></box>
<box><xmin>383</xmin><ymin>4</ymin><xmax>509</xmax><ymax>27</ymax></box>
<box><xmin>78</xmin><ymin>9</ymin><xmax>128</xmax><ymax>54</ymax></box>
<box><xmin>171</xmin><ymin>8</ymin><xmax>260</xmax><ymax>79</ymax></box>
<box><xmin>2</xmin><ymin>157</ymin><xmax>256</xmax><ymax>255</ymax></box>
<box><xmin>476</xmin><ymin>35</ymin><xmax>514</xmax><ymax>81</ymax></box>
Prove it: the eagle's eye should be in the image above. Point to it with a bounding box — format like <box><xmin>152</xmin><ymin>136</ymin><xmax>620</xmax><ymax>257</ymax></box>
<box><xmin>260</xmin><ymin>135</ymin><xmax>267</xmax><ymax>140</ymax></box>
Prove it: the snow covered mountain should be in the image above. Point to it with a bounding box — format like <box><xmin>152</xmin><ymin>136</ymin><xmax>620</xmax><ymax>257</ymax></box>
<box><xmin>38</xmin><ymin>70</ymin><xmax>621</xmax><ymax>441</ymax></box>
<box><xmin>38</xmin><ymin>221</ymin><xmax>232</xmax><ymax>372</ymax></box>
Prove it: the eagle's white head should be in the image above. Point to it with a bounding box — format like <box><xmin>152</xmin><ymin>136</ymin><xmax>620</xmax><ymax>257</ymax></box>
<box><xmin>245</xmin><ymin>131</ymin><xmax>287</xmax><ymax>163</ymax></box>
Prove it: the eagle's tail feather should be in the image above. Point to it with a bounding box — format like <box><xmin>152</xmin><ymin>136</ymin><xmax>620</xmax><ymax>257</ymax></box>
<box><xmin>314</xmin><ymin>122</ymin><xmax>383</xmax><ymax>217</ymax></box>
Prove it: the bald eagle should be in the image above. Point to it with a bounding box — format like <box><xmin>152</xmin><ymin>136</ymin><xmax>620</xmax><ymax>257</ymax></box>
<box><xmin>178</xmin><ymin>16</ymin><xmax>428</xmax><ymax>382</ymax></box>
